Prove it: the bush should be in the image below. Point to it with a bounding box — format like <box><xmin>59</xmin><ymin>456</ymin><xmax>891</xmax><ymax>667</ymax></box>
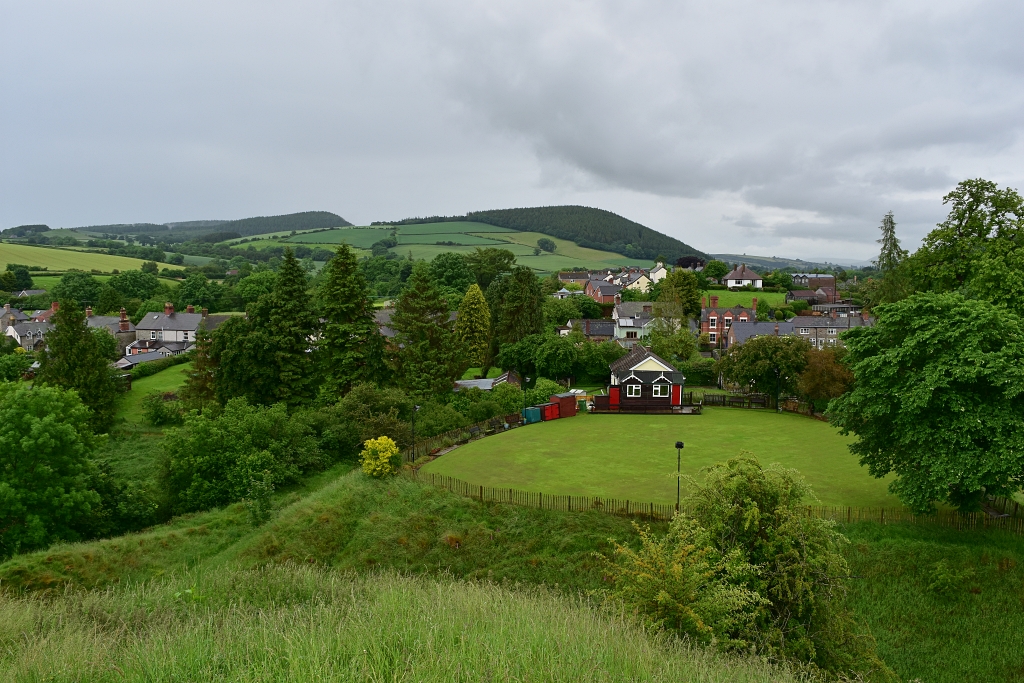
<box><xmin>165</xmin><ymin>398</ymin><xmax>324</xmax><ymax>513</ymax></box>
<box><xmin>0</xmin><ymin>353</ymin><xmax>31</xmax><ymax>381</ymax></box>
<box><xmin>491</xmin><ymin>382</ymin><xmax>525</xmax><ymax>414</ymax></box>
<box><xmin>360</xmin><ymin>436</ymin><xmax>401</xmax><ymax>477</ymax></box>
<box><xmin>141</xmin><ymin>392</ymin><xmax>184</xmax><ymax>426</ymax></box>
<box><xmin>610</xmin><ymin>456</ymin><xmax>888</xmax><ymax>678</ymax></box>
<box><xmin>414</xmin><ymin>401</ymin><xmax>469</xmax><ymax>437</ymax></box>
<box><xmin>524</xmin><ymin>378</ymin><xmax>562</xmax><ymax>407</ymax></box>
<box><xmin>678</xmin><ymin>358</ymin><xmax>716</xmax><ymax>386</ymax></box>
<box><xmin>130</xmin><ymin>352</ymin><xmax>193</xmax><ymax>379</ymax></box>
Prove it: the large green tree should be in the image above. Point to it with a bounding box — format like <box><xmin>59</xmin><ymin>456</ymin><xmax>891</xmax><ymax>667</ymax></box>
<box><xmin>389</xmin><ymin>262</ymin><xmax>461</xmax><ymax>399</ymax></box>
<box><xmin>37</xmin><ymin>300</ymin><xmax>124</xmax><ymax>431</ymax></box>
<box><xmin>657</xmin><ymin>268</ymin><xmax>702</xmax><ymax>320</ymax></box>
<box><xmin>106</xmin><ymin>270</ymin><xmax>160</xmax><ymax>300</ymax></box>
<box><xmin>0</xmin><ymin>383</ymin><xmax>100</xmax><ymax>559</ymax></box>
<box><xmin>453</xmin><ymin>284</ymin><xmax>491</xmax><ymax>369</ymax></box>
<box><xmin>717</xmin><ymin>334</ymin><xmax>810</xmax><ymax>406</ymax></box>
<box><xmin>912</xmin><ymin>179</ymin><xmax>1024</xmax><ymax>315</ymax></box>
<box><xmin>212</xmin><ymin>249</ymin><xmax>317</xmax><ymax>407</ymax></box>
<box><xmin>829</xmin><ymin>292</ymin><xmax>1024</xmax><ymax>512</ymax></box>
<box><xmin>316</xmin><ymin>244</ymin><xmax>386</xmax><ymax>398</ymax></box>
<box><xmin>487</xmin><ymin>266</ymin><xmax>544</xmax><ymax>348</ymax></box>
<box><xmin>180</xmin><ymin>322</ymin><xmax>216</xmax><ymax>412</ymax></box>
<box><xmin>53</xmin><ymin>271</ymin><xmax>102</xmax><ymax>305</ymax></box>
<box><xmin>464</xmin><ymin>247</ymin><xmax>516</xmax><ymax>290</ymax></box>
<box><xmin>429</xmin><ymin>252</ymin><xmax>476</xmax><ymax>295</ymax></box>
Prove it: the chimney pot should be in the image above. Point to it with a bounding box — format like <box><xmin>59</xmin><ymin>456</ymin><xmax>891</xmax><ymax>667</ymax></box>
<box><xmin>186</xmin><ymin>304</ymin><xmax>195</xmax><ymax>314</ymax></box>
<box><xmin>701</xmin><ymin>296</ymin><xmax>706</xmax><ymax>309</ymax></box>
<box><xmin>164</xmin><ymin>302</ymin><xmax>174</xmax><ymax>315</ymax></box>
<box><xmin>119</xmin><ymin>307</ymin><xmax>130</xmax><ymax>332</ymax></box>
<box><xmin>751</xmin><ymin>297</ymin><xmax>757</xmax><ymax>311</ymax></box>
<box><xmin>201</xmin><ymin>308</ymin><xmax>208</xmax><ymax>317</ymax></box>
<box><xmin>710</xmin><ymin>295</ymin><xmax>719</xmax><ymax>308</ymax></box>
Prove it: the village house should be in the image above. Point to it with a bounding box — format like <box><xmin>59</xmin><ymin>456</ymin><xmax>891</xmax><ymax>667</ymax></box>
<box><xmin>611</xmin><ymin>301</ymin><xmax>659</xmax><ymax>348</ymax></box>
<box><xmin>561</xmin><ymin>318</ymin><xmax>615</xmax><ymax>342</ymax></box>
<box><xmin>585</xmin><ymin>278</ymin><xmax>622</xmax><ymax>304</ymax></box>
<box><xmin>792</xmin><ymin>273</ymin><xmax>836</xmax><ymax>290</ymax></box>
<box><xmin>699</xmin><ymin>295</ymin><xmax>757</xmax><ymax>348</ymax></box>
<box><xmin>649</xmin><ymin>262</ymin><xmax>669</xmax><ymax>283</ymax></box>
<box><xmin>1</xmin><ymin>304</ymin><xmax>30</xmax><ymax>332</ymax></box>
<box><xmin>557</xmin><ymin>271</ymin><xmax>591</xmax><ymax>287</ymax></box>
<box><xmin>723</xmin><ymin>265</ymin><xmax>763</xmax><ymax>289</ymax></box>
<box><xmin>31</xmin><ymin>302</ymin><xmax>60</xmax><ymax>323</ymax></box>
<box><xmin>129</xmin><ymin>303</ymin><xmax>203</xmax><ymax>356</ymax></box>
<box><xmin>4</xmin><ymin>321</ymin><xmax>52</xmax><ymax>351</ymax></box>
<box><xmin>592</xmin><ymin>345</ymin><xmax>686</xmax><ymax>413</ymax></box>
<box><xmin>551</xmin><ymin>287</ymin><xmax>585</xmax><ymax>300</ymax></box>
<box><xmin>790</xmin><ymin>312</ymin><xmax>873</xmax><ymax>349</ymax></box>
<box><xmin>85</xmin><ymin>306</ymin><xmax>136</xmax><ymax>356</ymax></box>
<box><xmin>727</xmin><ymin>321</ymin><xmax>796</xmax><ymax>347</ymax></box>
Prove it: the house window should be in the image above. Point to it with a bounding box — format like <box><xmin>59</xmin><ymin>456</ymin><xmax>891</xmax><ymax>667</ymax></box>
<box><xmin>150</xmin><ymin>331</ymin><xmax>156</xmax><ymax>340</ymax></box>
<box><xmin>626</xmin><ymin>331</ymin><xmax>638</xmax><ymax>339</ymax></box>
<box><xmin>799</xmin><ymin>328</ymin><xmax>809</xmax><ymax>334</ymax></box>
<box><xmin>626</xmin><ymin>384</ymin><xmax>642</xmax><ymax>398</ymax></box>
<box><xmin>652</xmin><ymin>385</ymin><xmax>670</xmax><ymax>398</ymax></box>
<box><xmin>828</xmin><ymin>339</ymin><xmax>837</xmax><ymax>346</ymax></box>
<box><xmin>739</xmin><ymin>315</ymin><xmax>747</xmax><ymax>322</ymax></box>
<box><xmin>709</xmin><ymin>332</ymin><xmax>717</xmax><ymax>343</ymax></box>
<box><xmin>709</xmin><ymin>317</ymin><xmax>717</xmax><ymax>328</ymax></box>
<box><xmin>724</xmin><ymin>317</ymin><xmax>732</xmax><ymax>328</ymax></box>
<box><xmin>183</xmin><ymin>331</ymin><xmax>189</xmax><ymax>341</ymax></box>
<box><xmin>827</xmin><ymin>328</ymin><xmax>837</xmax><ymax>335</ymax></box>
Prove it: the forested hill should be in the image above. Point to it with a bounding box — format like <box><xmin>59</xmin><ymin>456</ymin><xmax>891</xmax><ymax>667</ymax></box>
<box><xmin>378</xmin><ymin>206</ymin><xmax>705</xmax><ymax>262</ymax></box>
<box><xmin>74</xmin><ymin>211</ymin><xmax>351</xmax><ymax>241</ymax></box>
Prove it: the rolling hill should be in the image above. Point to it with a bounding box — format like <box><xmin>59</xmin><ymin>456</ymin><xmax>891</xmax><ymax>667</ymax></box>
<box><xmin>73</xmin><ymin>211</ymin><xmax>351</xmax><ymax>242</ymax></box>
<box><xmin>376</xmin><ymin>206</ymin><xmax>706</xmax><ymax>263</ymax></box>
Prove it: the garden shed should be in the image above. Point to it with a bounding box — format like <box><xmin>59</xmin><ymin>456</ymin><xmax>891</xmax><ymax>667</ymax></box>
<box><xmin>550</xmin><ymin>393</ymin><xmax>578</xmax><ymax>417</ymax></box>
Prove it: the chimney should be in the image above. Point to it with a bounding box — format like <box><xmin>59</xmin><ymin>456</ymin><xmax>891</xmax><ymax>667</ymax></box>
<box><xmin>186</xmin><ymin>304</ymin><xmax>195</xmax><ymax>314</ymax></box>
<box><xmin>51</xmin><ymin>301</ymin><xmax>59</xmax><ymax>312</ymax></box>
<box><xmin>774</xmin><ymin>323</ymin><xmax>779</xmax><ymax>335</ymax></box>
<box><xmin>164</xmin><ymin>302</ymin><xmax>174</xmax><ymax>316</ymax></box>
<box><xmin>831</xmin><ymin>310</ymin><xmax>837</xmax><ymax>319</ymax></box>
<box><xmin>751</xmin><ymin>297</ymin><xmax>757</xmax><ymax>312</ymax></box>
<box><xmin>3</xmin><ymin>304</ymin><xmax>9</xmax><ymax>314</ymax></box>
<box><xmin>585</xmin><ymin>319</ymin><xmax>590</xmax><ymax>335</ymax></box>
<box><xmin>701</xmin><ymin>296</ymin><xmax>706</xmax><ymax>309</ymax></box>
<box><xmin>710</xmin><ymin>295</ymin><xmax>719</xmax><ymax>308</ymax></box>
<box><xmin>85</xmin><ymin>306</ymin><xmax>93</xmax><ymax>317</ymax></box>
<box><xmin>119</xmin><ymin>307</ymin><xmax>130</xmax><ymax>332</ymax></box>
<box><xmin>201</xmin><ymin>308</ymin><xmax>208</xmax><ymax>318</ymax></box>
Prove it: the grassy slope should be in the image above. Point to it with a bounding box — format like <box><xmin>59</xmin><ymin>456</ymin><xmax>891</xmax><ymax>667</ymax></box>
<box><xmin>0</xmin><ymin>243</ymin><xmax>175</xmax><ymax>271</ymax></box>
<box><xmin>844</xmin><ymin>523</ymin><xmax>1024</xmax><ymax>683</ymax></box>
<box><xmin>0</xmin><ymin>566</ymin><xmax>801</xmax><ymax>683</ymax></box>
<box><xmin>116</xmin><ymin>362</ymin><xmax>192</xmax><ymax>426</ymax></box>
<box><xmin>421</xmin><ymin>410</ymin><xmax>899</xmax><ymax>507</ymax></box>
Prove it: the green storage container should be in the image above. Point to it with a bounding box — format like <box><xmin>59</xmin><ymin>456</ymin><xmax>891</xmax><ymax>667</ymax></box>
<box><xmin>523</xmin><ymin>406</ymin><xmax>542</xmax><ymax>424</ymax></box>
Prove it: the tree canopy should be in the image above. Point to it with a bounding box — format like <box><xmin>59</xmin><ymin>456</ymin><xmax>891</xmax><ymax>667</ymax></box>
<box><xmin>717</xmin><ymin>334</ymin><xmax>810</xmax><ymax>406</ymax></box>
<box><xmin>829</xmin><ymin>292</ymin><xmax>1024</xmax><ymax>512</ymax></box>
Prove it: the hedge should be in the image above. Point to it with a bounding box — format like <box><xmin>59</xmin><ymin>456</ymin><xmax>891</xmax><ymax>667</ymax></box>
<box><xmin>129</xmin><ymin>351</ymin><xmax>194</xmax><ymax>379</ymax></box>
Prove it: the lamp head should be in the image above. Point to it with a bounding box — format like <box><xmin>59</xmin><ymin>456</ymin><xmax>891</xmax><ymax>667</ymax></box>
<box><xmin>675</xmin><ymin>441</ymin><xmax>684</xmax><ymax>450</ymax></box>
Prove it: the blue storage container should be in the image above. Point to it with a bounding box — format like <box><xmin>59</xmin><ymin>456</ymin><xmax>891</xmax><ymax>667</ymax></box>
<box><xmin>522</xmin><ymin>406</ymin><xmax>542</xmax><ymax>424</ymax></box>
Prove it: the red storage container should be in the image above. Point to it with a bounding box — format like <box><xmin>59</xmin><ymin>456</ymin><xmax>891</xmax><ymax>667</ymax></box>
<box><xmin>535</xmin><ymin>402</ymin><xmax>560</xmax><ymax>421</ymax></box>
<box><xmin>550</xmin><ymin>393</ymin><xmax>578</xmax><ymax>417</ymax></box>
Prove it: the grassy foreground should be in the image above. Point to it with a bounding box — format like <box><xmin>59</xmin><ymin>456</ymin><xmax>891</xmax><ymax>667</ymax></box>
<box><xmin>421</xmin><ymin>410</ymin><xmax>899</xmax><ymax>507</ymax></box>
<box><xmin>0</xmin><ymin>565</ymin><xmax>806</xmax><ymax>683</ymax></box>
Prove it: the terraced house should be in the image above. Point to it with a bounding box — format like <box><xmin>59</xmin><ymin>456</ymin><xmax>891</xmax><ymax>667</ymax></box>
<box><xmin>699</xmin><ymin>295</ymin><xmax>757</xmax><ymax>348</ymax></box>
<box><xmin>789</xmin><ymin>311</ymin><xmax>873</xmax><ymax>348</ymax></box>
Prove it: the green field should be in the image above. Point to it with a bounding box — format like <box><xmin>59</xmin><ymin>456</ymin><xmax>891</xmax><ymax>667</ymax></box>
<box><xmin>421</xmin><ymin>409</ymin><xmax>898</xmax><ymax>507</ymax></box>
<box><xmin>704</xmin><ymin>290</ymin><xmax>787</xmax><ymax>308</ymax></box>
<box><xmin>398</xmin><ymin>232</ymin><xmax>507</xmax><ymax>245</ymax></box>
<box><xmin>285</xmin><ymin>227</ymin><xmax>391</xmax><ymax>248</ymax></box>
<box><xmin>0</xmin><ymin>242</ymin><xmax>176</xmax><ymax>272</ymax></box>
<box><xmin>116</xmin><ymin>362</ymin><xmax>192</xmax><ymax>426</ymax></box>
<box><xmin>390</xmin><ymin>221</ymin><xmax>513</xmax><ymax>234</ymax></box>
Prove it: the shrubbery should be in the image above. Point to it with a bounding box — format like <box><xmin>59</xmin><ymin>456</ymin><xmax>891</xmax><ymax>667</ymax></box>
<box><xmin>360</xmin><ymin>436</ymin><xmax>401</xmax><ymax>477</ymax></box>
<box><xmin>130</xmin><ymin>352</ymin><xmax>193</xmax><ymax>379</ymax></box>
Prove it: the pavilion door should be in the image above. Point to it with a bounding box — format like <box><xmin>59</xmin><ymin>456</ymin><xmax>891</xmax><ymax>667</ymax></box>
<box><xmin>609</xmin><ymin>386</ymin><xmax>620</xmax><ymax>407</ymax></box>
<box><xmin>671</xmin><ymin>384</ymin><xmax>681</xmax><ymax>406</ymax></box>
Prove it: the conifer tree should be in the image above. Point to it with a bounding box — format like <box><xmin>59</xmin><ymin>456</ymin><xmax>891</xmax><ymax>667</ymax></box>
<box><xmin>212</xmin><ymin>248</ymin><xmax>317</xmax><ymax>407</ymax></box>
<box><xmin>179</xmin><ymin>322</ymin><xmax>216</xmax><ymax>412</ymax></box>
<box><xmin>317</xmin><ymin>244</ymin><xmax>386</xmax><ymax>398</ymax></box>
<box><xmin>874</xmin><ymin>211</ymin><xmax>909</xmax><ymax>305</ymax></box>
<box><xmin>390</xmin><ymin>262</ymin><xmax>460</xmax><ymax>399</ymax></box>
<box><xmin>37</xmin><ymin>300</ymin><xmax>123</xmax><ymax>431</ymax></box>
<box><xmin>454</xmin><ymin>283</ymin><xmax>491</xmax><ymax>369</ymax></box>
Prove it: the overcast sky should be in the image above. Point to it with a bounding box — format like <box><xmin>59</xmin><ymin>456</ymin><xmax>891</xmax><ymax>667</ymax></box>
<box><xmin>2</xmin><ymin>1</ymin><xmax>1022</xmax><ymax>262</ymax></box>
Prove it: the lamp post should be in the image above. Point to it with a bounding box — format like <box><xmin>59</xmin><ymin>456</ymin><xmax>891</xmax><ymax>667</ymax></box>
<box><xmin>412</xmin><ymin>404</ymin><xmax>421</xmax><ymax>455</ymax></box>
<box><xmin>773</xmin><ymin>367</ymin><xmax>781</xmax><ymax>413</ymax></box>
<box><xmin>674</xmin><ymin>441</ymin><xmax>684</xmax><ymax>513</ymax></box>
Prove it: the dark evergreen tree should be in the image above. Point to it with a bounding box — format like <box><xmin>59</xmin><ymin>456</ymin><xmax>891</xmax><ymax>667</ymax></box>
<box><xmin>37</xmin><ymin>300</ymin><xmax>124</xmax><ymax>431</ymax></box>
<box><xmin>874</xmin><ymin>211</ymin><xmax>909</xmax><ymax>305</ymax></box>
<box><xmin>488</xmin><ymin>266</ymin><xmax>544</xmax><ymax>347</ymax></box>
<box><xmin>389</xmin><ymin>262</ymin><xmax>461</xmax><ymax>400</ymax></box>
<box><xmin>211</xmin><ymin>249</ymin><xmax>317</xmax><ymax>407</ymax></box>
<box><xmin>317</xmin><ymin>244</ymin><xmax>386</xmax><ymax>399</ymax></box>
<box><xmin>180</xmin><ymin>322</ymin><xmax>216</xmax><ymax>412</ymax></box>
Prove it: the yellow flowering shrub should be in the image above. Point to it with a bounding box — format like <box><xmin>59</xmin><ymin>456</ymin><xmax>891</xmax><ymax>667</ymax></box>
<box><xmin>360</xmin><ymin>436</ymin><xmax>401</xmax><ymax>478</ymax></box>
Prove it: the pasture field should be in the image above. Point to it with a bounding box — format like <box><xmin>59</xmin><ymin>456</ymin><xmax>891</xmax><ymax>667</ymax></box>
<box><xmin>115</xmin><ymin>362</ymin><xmax>192</xmax><ymax>426</ymax></box>
<box><xmin>397</xmin><ymin>232</ymin><xmax>507</xmax><ymax>245</ymax></box>
<box><xmin>391</xmin><ymin>221</ymin><xmax>514</xmax><ymax>234</ymax></box>
<box><xmin>0</xmin><ymin>242</ymin><xmax>175</xmax><ymax>272</ymax></box>
<box><xmin>705</xmin><ymin>290</ymin><xmax>787</xmax><ymax>308</ymax></box>
<box><xmin>285</xmin><ymin>226</ymin><xmax>392</xmax><ymax>248</ymax></box>
<box><xmin>420</xmin><ymin>409</ymin><xmax>899</xmax><ymax>507</ymax></box>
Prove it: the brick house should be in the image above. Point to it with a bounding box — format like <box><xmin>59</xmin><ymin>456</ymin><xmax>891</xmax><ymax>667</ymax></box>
<box><xmin>699</xmin><ymin>295</ymin><xmax>757</xmax><ymax>348</ymax></box>
<box><xmin>792</xmin><ymin>273</ymin><xmax>836</xmax><ymax>290</ymax></box>
<box><xmin>585</xmin><ymin>279</ymin><xmax>622</xmax><ymax>304</ymax></box>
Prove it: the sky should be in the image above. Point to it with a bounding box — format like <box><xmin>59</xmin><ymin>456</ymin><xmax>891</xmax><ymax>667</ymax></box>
<box><xmin>2</xmin><ymin>1</ymin><xmax>1022</xmax><ymax>263</ymax></box>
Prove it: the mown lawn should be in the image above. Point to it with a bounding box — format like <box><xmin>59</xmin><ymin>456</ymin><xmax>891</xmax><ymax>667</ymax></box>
<box><xmin>420</xmin><ymin>409</ymin><xmax>899</xmax><ymax>507</ymax></box>
<box><xmin>705</xmin><ymin>290</ymin><xmax>787</xmax><ymax>308</ymax></box>
<box><xmin>116</xmin><ymin>362</ymin><xmax>192</xmax><ymax>426</ymax></box>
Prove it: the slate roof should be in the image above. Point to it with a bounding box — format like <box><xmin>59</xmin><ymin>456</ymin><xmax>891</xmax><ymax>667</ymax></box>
<box><xmin>453</xmin><ymin>370</ymin><xmax>521</xmax><ymax>392</ymax></box>
<box><xmin>8</xmin><ymin>321</ymin><xmax>53</xmax><ymax>340</ymax></box>
<box><xmin>13</xmin><ymin>289</ymin><xmax>46</xmax><ymax>297</ymax></box>
<box><xmin>593</xmin><ymin>283</ymin><xmax>622</xmax><ymax>296</ymax></box>
<box><xmin>135</xmin><ymin>311</ymin><xmax>204</xmax><ymax>332</ymax></box>
<box><xmin>1</xmin><ymin>306</ymin><xmax>30</xmax><ymax>327</ymax></box>
<box><xmin>202</xmin><ymin>314</ymin><xmax>236</xmax><ymax>332</ymax></box>
<box><xmin>566</xmin><ymin>319</ymin><xmax>615</xmax><ymax>337</ymax></box>
<box><xmin>700</xmin><ymin>305</ymin><xmax>755</xmax><ymax>321</ymax></box>
<box><xmin>86</xmin><ymin>316</ymin><xmax>135</xmax><ymax>334</ymax></box>
<box><xmin>789</xmin><ymin>315</ymin><xmax>872</xmax><ymax>330</ymax></box>
<box><xmin>613</xmin><ymin>302</ymin><xmax>655</xmax><ymax>318</ymax></box>
<box><xmin>609</xmin><ymin>344</ymin><xmax>677</xmax><ymax>374</ymax></box>
<box><xmin>728</xmin><ymin>321</ymin><xmax>795</xmax><ymax>345</ymax></box>
<box><xmin>115</xmin><ymin>351</ymin><xmax>168</xmax><ymax>369</ymax></box>
<box><xmin>724</xmin><ymin>265</ymin><xmax>761</xmax><ymax>281</ymax></box>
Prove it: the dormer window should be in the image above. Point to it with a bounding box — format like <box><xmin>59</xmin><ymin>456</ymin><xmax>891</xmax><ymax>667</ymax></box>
<box><xmin>710</xmin><ymin>317</ymin><xmax>717</xmax><ymax>328</ymax></box>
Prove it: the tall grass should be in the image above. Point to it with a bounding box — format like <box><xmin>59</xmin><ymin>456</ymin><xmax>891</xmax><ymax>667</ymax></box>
<box><xmin>0</xmin><ymin>565</ymin><xmax>812</xmax><ymax>682</ymax></box>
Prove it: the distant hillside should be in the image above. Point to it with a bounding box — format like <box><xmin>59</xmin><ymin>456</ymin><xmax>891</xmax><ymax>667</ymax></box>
<box><xmin>74</xmin><ymin>212</ymin><xmax>351</xmax><ymax>242</ymax></box>
<box><xmin>377</xmin><ymin>206</ymin><xmax>705</xmax><ymax>263</ymax></box>
<box><xmin>710</xmin><ymin>254</ymin><xmax>869</xmax><ymax>272</ymax></box>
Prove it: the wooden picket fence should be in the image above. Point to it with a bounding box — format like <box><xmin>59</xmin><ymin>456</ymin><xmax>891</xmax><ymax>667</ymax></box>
<box><xmin>410</xmin><ymin>471</ymin><xmax>1024</xmax><ymax>534</ymax></box>
<box><xmin>402</xmin><ymin>414</ymin><xmax>522</xmax><ymax>463</ymax></box>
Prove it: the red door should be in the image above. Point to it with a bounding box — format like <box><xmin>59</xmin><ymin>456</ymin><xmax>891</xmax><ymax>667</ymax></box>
<box><xmin>609</xmin><ymin>386</ymin><xmax>620</xmax><ymax>406</ymax></box>
<box><xmin>671</xmin><ymin>384</ymin><xmax>681</xmax><ymax>406</ymax></box>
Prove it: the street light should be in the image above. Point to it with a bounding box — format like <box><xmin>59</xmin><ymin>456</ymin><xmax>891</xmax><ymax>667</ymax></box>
<box><xmin>412</xmin><ymin>404</ymin><xmax>421</xmax><ymax>455</ymax></box>
<box><xmin>674</xmin><ymin>441</ymin><xmax>684</xmax><ymax>513</ymax></box>
<box><xmin>773</xmin><ymin>367</ymin><xmax>781</xmax><ymax>413</ymax></box>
